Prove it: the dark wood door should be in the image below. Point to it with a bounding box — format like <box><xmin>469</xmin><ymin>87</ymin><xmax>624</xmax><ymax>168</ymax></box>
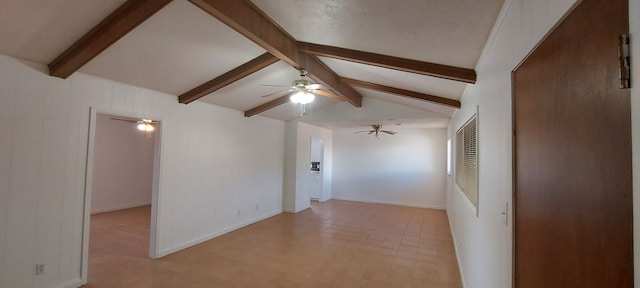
<box><xmin>513</xmin><ymin>0</ymin><xmax>633</xmax><ymax>287</ymax></box>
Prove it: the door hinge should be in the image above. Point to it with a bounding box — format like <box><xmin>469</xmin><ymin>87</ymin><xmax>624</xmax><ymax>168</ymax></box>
<box><xmin>619</xmin><ymin>34</ymin><xmax>631</xmax><ymax>89</ymax></box>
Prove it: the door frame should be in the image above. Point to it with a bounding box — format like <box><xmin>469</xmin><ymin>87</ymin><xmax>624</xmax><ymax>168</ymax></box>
<box><xmin>309</xmin><ymin>138</ymin><xmax>324</xmax><ymax>201</ymax></box>
<box><xmin>80</xmin><ymin>106</ymin><xmax>165</xmax><ymax>284</ymax></box>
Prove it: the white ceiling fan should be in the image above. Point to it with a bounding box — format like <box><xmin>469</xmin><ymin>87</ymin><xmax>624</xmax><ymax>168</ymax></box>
<box><xmin>355</xmin><ymin>125</ymin><xmax>398</xmax><ymax>139</ymax></box>
<box><xmin>110</xmin><ymin>117</ymin><xmax>157</xmax><ymax>132</ymax></box>
<box><xmin>260</xmin><ymin>69</ymin><xmax>343</xmax><ymax>115</ymax></box>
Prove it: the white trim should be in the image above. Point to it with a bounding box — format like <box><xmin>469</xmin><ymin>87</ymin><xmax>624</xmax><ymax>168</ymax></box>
<box><xmin>156</xmin><ymin>209</ymin><xmax>282</xmax><ymax>257</ymax></box>
<box><xmin>331</xmin><ymin>197</ymin><xmax>446</xmax><ymax>210</ymax></box>
<box><xmin>52</xmin><ymin>278</ymin><xmax>82</xmax><ymax>288</ymax></box>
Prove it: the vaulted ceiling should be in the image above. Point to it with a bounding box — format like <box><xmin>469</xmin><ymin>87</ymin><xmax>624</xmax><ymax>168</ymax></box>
<box><xmin>0</xmin><ymin>0</ymin><xmax>504</xmax><ymax>126</ymax></box>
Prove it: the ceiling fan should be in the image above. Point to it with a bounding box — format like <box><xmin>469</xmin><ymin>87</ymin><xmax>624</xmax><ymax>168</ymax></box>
<box><xmin>261</xmin><ymin>69</ymin><xmax>343</xmax><ymax>115</ymax></box>
<box><xmin>110</xmin><ymin>117</ymin><xmax>157</xmax><ymax>132</ymax></box>
<box><xmin>355</xmin><ymin>125</ymin><xmax>398</xmax><ymax>139</ymax></box>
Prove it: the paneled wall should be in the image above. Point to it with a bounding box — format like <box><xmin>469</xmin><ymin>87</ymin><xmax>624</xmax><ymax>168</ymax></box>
<box><xmin>333</xmin><ymin>127</ymin><xmax>447</xmax><ymax>209</ymax></box>
<box><xmin>0</xmin><ymin>55</ymin><xmax>284</xmax><ymax>288</ymax></box>
<box><xmin>446</xmin><ymin>1</ymin><xmax>580</xmax><ymax>287</ymax></box>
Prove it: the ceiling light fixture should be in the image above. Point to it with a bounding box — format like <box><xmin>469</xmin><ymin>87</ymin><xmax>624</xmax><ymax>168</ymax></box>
<box><xmin>289</xmin><ymin>90</ymin><xmax>315</xmax><ymax>104</ymax></box>
<box><xmin>137</xmin><ymin>119</ymin><xmax>155</xmax><ymax>132</ymax></box>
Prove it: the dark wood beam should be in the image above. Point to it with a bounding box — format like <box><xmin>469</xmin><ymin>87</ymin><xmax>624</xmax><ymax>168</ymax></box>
<box><xmin>188</xmin><ymin>0</ymin><xmax>362</xmax><ymax>107</ymax></box>
<box><xmin>244</xmin><ymin>94</ymin><xmax>291</xmax><ymax>117</ymax></box>
<box><xmin>301</xmin><ymin>54</ymin><xmax>361</xmax><ymax>107</ymax></box>
<box><xmin>313</xmin><ymin>90</ymin><xmax>345</xmax><ymax>101</ymax></box>
<box><xmin>178</xmin><ymin>52</ymin><xmax>278</xmax><ymax>104</ymax></box>
<box><xmin>48</xmin><ymin>0</ymin><xmax>173</xmax><ymax>78</ymax></box>
<box><xmin>299</xmin><ymin>42</ymin><xmax>477</xmax><ymax>84</ymax></box>
<box><xmin>341</xmin><ymin>77</ymin><xmax>461</xmax><ymax>108</ymax></box>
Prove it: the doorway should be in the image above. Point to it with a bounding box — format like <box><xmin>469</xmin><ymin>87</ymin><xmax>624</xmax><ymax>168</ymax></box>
<box><xmin>310</xmin><ymin>138</ymin><xmax>324</xmax><ymax>202</ymax></box>
<box><xmin>513</xmin><ymin>0</ymin><xmax>633</xmax><ymax>287</ymax></box>
<box><xmin>81</xmin><ymin>109</ymin><xmax>162</xmax><ymax>284</ymax></box>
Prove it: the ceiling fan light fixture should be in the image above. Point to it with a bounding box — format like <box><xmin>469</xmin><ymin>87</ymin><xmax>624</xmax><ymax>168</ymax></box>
<box><xmin>137</xmin><ymin>123</ymin><xmax>155</xmax><ymax>131</ymax></box>
<box><xmin>137</xmin><ymin>119</ymin><xmax>155</xmax><ymax>132</ymax></box>
<box><xmin>290</xmin><ymin>90</ymin><xmax>315</xmax><ymax>104</ymax></box>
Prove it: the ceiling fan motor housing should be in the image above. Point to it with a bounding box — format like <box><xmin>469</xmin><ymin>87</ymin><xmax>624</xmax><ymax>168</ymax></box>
<box><xmin>292</xmin><ymin>79</ymin><xmax>313</xmax><ymax>91</ymax></box>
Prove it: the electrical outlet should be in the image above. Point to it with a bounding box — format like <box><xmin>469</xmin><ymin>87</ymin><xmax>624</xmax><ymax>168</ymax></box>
<box><xmin>35</xmin><ymin>264</ymin><xmax>45</xmax><ymax>275</ymax></box>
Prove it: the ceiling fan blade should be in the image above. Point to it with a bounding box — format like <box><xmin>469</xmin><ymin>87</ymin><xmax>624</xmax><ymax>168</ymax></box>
<box><xmin>260</xmin><ymin>84</ymin><xmax>289</xmax><ymax>88</ymax></box>
<box><xmin>354</xmin><ymin>130</ymin><xmax>374</xmax><ymax>133</ymax></box>
<box><xmin>382</xmin><ymin>130</ymin><xmax>398</xmax><ymax>135</ymax></box>
<box><xmin>260</xmin><ymin>89</ymin><xmax>290</xmax><ymax>98</ymax></box>
<box><xmin>110</xmin><ymin>117</ymin><xmax>138</xmax><ymax>123</ymax></box>
<box><xmin>313</xmin><ymin>90</ymin><xmax>345</xmax><ymax>101</ymax></box>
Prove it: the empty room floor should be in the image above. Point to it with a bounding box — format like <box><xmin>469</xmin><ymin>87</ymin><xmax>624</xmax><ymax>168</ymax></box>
<box><xmin>85</xmin><ymin>200</ymin><xmax>462</xmax><ymax>288</ymax></box>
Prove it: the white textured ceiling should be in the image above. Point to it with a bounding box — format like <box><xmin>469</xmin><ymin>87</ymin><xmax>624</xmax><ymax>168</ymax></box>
<box><xmin>80</xmin><ymin>0</ymin><xmax>266</xmax><ymax>96</ymax></box>
<box><xmin>251</xmin><ymin>0</ymin><xmax>504</xmax><ymax>69</ymax></box>
<box><xmin>0</xmin><ymin>0</ymin><xmax>504</xmax><ymax>124</ymax></box>
<box><xmin>0</xmin><ymin>0</ymin><xmax>127</xmax><ymax>63</ymax></box>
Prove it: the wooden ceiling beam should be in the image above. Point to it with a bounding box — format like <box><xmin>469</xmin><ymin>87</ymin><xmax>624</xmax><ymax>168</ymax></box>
<box><xmin>313</xmin><ymin>90</ymin><xmax>346</xmax><ymax>102</ymax></box>
<box><xmin>188</xmin><ymin>0</ymin><xmax>362</xmax><ymax>109</ymax></box>
<box><xmin>244</xmin><ymin>94</ymin><xmax>291</xmax><ymax>117</ymax></box>
<box><xmin>340</xmin><ymin>77</ymin><xmax>461</xmax><ymax>108</ymax></box>
<box><xmin>300</xmin><ymin>54</ymin><xmax>361</xmax><ymax>107</ymax></box>
<box><xmin>48</xmin><ymin>0</ymin><xmax>173</xmax><ymax>79</ymax></box>
<box><xmin>299</xmin><ymin>42</ymin><xmax>477</xmax><ymax>84</ymax></box>
<box><xmin>178</xmin><ymin>52</ymin><xmax>278</xmax><ymax>104</ymax></box>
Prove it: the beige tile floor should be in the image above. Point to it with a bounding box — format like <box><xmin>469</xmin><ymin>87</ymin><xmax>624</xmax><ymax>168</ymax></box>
<box><xmin>84</xmin><ymin>200</ymin><xmax>462</xmax><ymax>288</ymax></box>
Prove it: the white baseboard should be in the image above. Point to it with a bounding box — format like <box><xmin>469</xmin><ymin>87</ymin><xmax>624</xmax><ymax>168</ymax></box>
<box><xmin>157</xmin><ymin>209</ymin><xmax>282</xmax><ymax>257</ymax></box>
<box><xmin>448</xmin><ymin>211</ymin><xmax>467</xmax><ymax>288</ymax></box>
<box><xmin>283</xmin><ymin>206</ymin><xmax>310</xmax><ymax>214</ymax></box>
<box><xmin>91</xmin><ymin>201</ymin><xmax>152</xmax><ymax>214</ymax></box>
<box><xmin>53</xmin><ymin>278</ymin><xmax>82</xmax><ymax>288</ymax></box>
<box><xmin>331</xmin><ymin>197</ymin><xmax>446</xmax><ymax>210</ymax></box>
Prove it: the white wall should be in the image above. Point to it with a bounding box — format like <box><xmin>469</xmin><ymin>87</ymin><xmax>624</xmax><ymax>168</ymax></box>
<box><xmin>333</xmin><ymin>127</ymin><xmax>447</xmax><ymax>209</ymax></box>
<box><xmin>91</xmin><ymin>114</ymin><xmax>155</xmax><ymax>214</ymax></box>
<box><xmin>282</xmin><ymin>121</ymin><xmax>298</xmax><ymax>212</ymax></box>
<box><xmin>283</xmin><ymin>121</ymin><xmax>333</xmax><ymax>212</ymax></box>
<box><xmin>446</xmin><ymin>1</ymin><xmax>583</xmax><ymax>288</ymax></box>
<box><xmin>0</xmin><ymin>54</ymin><xmax>285</xmax><ymax>288</ymax></box>
<box><xmin>302</xmin><ymin>96</ymin><xmax>451</xmax><ymax>124</ymax></box>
